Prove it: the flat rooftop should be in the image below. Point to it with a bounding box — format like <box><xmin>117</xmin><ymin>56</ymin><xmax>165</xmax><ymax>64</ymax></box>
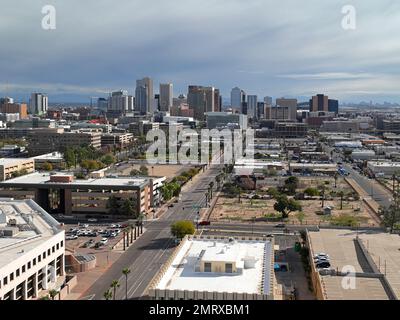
<box><xmin>0</xmin><ymin>172</ymin><xmax>149</xmax><ymax>189</ymax></box>
<box><xmin>0</xmin><ymin>158</ymin><xmax>33</xmax><ymax>166</ymax></box>
<box><xmin>0</xmin><ymin>199</ymin><xmax>63</xmax><ymax>269</ymax></box>
<box><xmin>155</xmin><ymin>238</ymin><xmax>273</xmax><ymax>295</ymax></box>
<box><xmin>309</xmin><ymin>229</ymin><xmax>392</xmax><ymax>300</ymax></box>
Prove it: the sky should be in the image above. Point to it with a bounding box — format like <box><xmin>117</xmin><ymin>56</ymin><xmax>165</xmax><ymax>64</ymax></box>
<box><xmin>1</xmin><ymin>0</ymin><xmax>400</xmax><ymax>103</ymax></box>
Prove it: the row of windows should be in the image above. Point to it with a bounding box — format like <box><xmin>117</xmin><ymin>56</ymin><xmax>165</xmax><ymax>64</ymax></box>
<box><xmin>0</xmin><ymin>241</ymin><xmax>63</xmax><ymax>289</ymax></box>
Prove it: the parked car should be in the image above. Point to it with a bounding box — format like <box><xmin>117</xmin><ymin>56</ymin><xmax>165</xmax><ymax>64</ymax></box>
<box><xmin>316</xmin><ymin>261</ymin><xmax>331</xmax><ymax>269</ymax></box>
<box><xmin>66</xmin><ymin>235</ymin><xmax>78</xmax><ymax>240</ymax></box>
<box><xmin>88</xmin><ymin>218</ymin><xmax>97</xmax><ymax>222</ymax></box>
<box><xmin>198</xmin><ymin>221</ymin><xmax>211</xmax><ymax>226</ymax></box>
<box><xmin>274</xmin><ymin>223</ymin><xmax>286</xmax><ymax>228</ymax></box>
<box><xmin>100</xmin><ymin>238</ymin><xmax>108</xmax><ymax>245</ymax></box>
<box><xmin>314</xmin><ymin>253</ymin><xmax>330</xmax><ymax>259</ymax></box>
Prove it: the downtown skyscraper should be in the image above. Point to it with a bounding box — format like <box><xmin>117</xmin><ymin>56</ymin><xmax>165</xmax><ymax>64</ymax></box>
<box><xmin>159</xmin><ymin>83</ymin><xmax>173</xmax><ymax>112</ymax></box>
<box><xmin>29</xmin><ymin>93</ymin><xmax>48</xmax><ymax>116</ymax></box>
<box><xmin>135</xmin><ymin>77</ymin><xmax>153</xmax><ymax>115</ymax></box>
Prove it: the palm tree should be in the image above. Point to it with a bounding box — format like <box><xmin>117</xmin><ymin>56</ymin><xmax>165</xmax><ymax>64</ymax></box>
<box><xmin>103</xmin><ymin>289</ymin><xmax>113</xmax><ymax>300</ymax></box>
<box><xmin>209</xmin><ymin>182</ymin><xmax>214</xmax><ymax>199</ymax></box>
<box><xmin>122</xmin><ymin>268</ymin><xmax>131</xmax><ymax>300</ymax></box>
<box><xmin>334</xmin><ymin>172</ymin><xmax>338</xmax><ymax>188</ymax></box>
<box><xmin>338</xmin><ymin>191</ymin><xmax>345</xmax><ymax>210</ymax></box>
<box><xmin>49</xmin><ymin>289</ymin><xmax>58</xmax><ymax>300</ymax></box>
<box><xmin>110</xmin><ymin>280</ymin><xmax>120</xmax><ymax>300</ymax></box>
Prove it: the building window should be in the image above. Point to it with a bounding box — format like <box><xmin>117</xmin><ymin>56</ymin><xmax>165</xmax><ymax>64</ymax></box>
<box><xmin>33</xmin><ymin>258</ymin><xmax>36</xmax><ymax>266</ymax></box>
<box><xmin>22</xmin><ymin>265</ymin><xmax>26</xmax><ymax>273</ymax></box>
<box><xmin>52</xmin><ymin>246</ymin><xmax>55</xmax><ymax>253</ymax></box>
<box><xmin>16</xmin><ymin>269</ymin><xmax>20</xmax><ymax>277</ymax></box>
<box><xmin>28</xmin><ymin>262</ymin><xmax>31</xmax><ymax>269</ymax></box>
<box><xmin>56</xmin><ymin>243</ymin><xmax>59</xmax><ymax>250</ymax></box>
<box><xmin>10</xmin><ymin>273</ymin><xmax>14</xmax><ymax>281</ymax></box>
<box><xmin>47</xmin><ymin>249</ymin><xmax>50</xmax><ymax>256</ymax></box>
<box><xmin>38</xmin><ymin>255</ymin><xmax>41</xmax><ymax>262</ymax></box>
<box><xmin>43</xmin><ymin>252</ymin><xmax>46</xmax><ymax>259</ymax></box>
<box><xmin>3</xmin><ymin>277</ymin><xmax>8</xmax><ymax>285</ymax></box>
<box><xmin>225</xmin><ymin>263</ymin><xmax>233</xmax><ymax>273</ymax></box>
<box><xmin>204</xmin><ymin>262</ymin><xmax>212</xmax><ymax>272</ymax></box>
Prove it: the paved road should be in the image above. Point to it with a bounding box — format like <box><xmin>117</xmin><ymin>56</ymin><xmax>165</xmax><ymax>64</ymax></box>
<box><xmin>323</xmin><ymin>143</ymin><xmax>392</xmax><ymax>208</ymax></box>
<box><xmin>81</xmin><ymin>165</ymin><xmax>222</xmax><ymax>300</ymax></box>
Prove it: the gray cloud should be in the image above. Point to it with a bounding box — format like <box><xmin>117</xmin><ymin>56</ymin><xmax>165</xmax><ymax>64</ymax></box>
<box><xmin>0</xmin><ymin>0</ymin><xmax>400</xmax><ymax>102</ymax></box>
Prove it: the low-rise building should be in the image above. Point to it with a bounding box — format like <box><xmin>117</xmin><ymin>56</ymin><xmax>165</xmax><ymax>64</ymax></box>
<box><xmin>367</xmin><ymin>161</ymin><xmax>400</xmax><ymax>177</ymax></box>
<box><xmin>148</xmin><ymin>235</ymin><xmax>276</xmax><ymax>300</ymax></box>
<box><xmin>206</xmin><ymin>112</ymin><xmax>247</xmax><ymax>130</ymax></box>
<box><xmin>0</xmin><ymin>199</ymin><xmax>65</xmax><ymax>300</ymax></box>
<box><xmin>101</xmin><ymin>133</ymin><xmax>133</xmax><ymax>148</ymax></box>
<box><xmin>32</xmin><ymin>152</ymin><xmax>65</xmax><ymax>170</ymax></box>
<box><xmin>0</xmin><ymin>158</ymin><xmax>35</xmax><ymax>181</ymax></box>
<box><xmin>0</xmin><ymin>172</ymin><xmax>155</xmax><ymax>216</ymax></box>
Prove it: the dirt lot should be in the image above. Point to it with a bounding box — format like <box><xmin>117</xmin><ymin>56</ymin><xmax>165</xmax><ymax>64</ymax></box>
<box><xmin>211</xmin><ymin>177</ymin><xmax>378</xmax><ymax>226</ymax></box>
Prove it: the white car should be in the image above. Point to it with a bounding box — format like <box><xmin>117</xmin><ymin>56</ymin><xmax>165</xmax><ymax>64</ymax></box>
<box><xmin>66</xmin><ymin>235</ymin><xmax>78</xmax><ymax>240</ymax></box>
<box><xmin>100</xmin><ymin>238</ymin><xmax>108</xmax><ymax>245</ymax></box>
<box><xmin>314</xmin><ymin>253</ymin><xmax>329</xmax><ymax>259</ymax></box>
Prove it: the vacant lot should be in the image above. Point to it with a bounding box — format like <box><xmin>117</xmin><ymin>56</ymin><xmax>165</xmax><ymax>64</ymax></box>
<box><xmin>211</xmin><ymin>177</ymin><xmax>378</xmax><ymax>226</ymax></box>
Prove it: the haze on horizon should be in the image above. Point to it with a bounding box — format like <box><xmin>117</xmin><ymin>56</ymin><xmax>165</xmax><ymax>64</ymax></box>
<box><xmin>1</xmin><ymin>0</ymin><xmax>400</xmax><ymax>103</ymax></box>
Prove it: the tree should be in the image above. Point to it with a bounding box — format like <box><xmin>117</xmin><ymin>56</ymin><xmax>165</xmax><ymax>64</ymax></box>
<box><xmin>121</xmin><ymin>199</ymin><xmax>137</xmax><ymax>217</ymax></box>
<box><xmin>107</xmin><ymin>196</ymin><xmax>120</xmax><ymax>215</ymax></box>
<box><xmin>267</xmin><ymin>187</ymin><xmax>280</xmax><ymax>199</ymax></box>
<box><xmin>101</xmin><ymin>153</ymin><xmax>116</xmax><ymax>166</ymax></box>
<box><xmin>122</xmin><ymin>268</ymin><xmax>131</xmax><ymax>300</ymax></box>
<box><xmin>49</xmin><ymin>289</ymin><xmax>58</xmax><ymax>300</ymax></box>
<box><xmin>334</xmin><ymin>172</ymin><xmax>339</xmax><ymax>188</ymax></box>
<box><xmin>337</xmin><ymin>190</ymin><xmax>345</xmax><ymax>210</ymax></box>
<box><xmin>283</xmin><ymin>176</ymin><xmax>299</xmax><ymax>195</ymax></box>
<box><xmin>130</xmin><ymin>169</ymin><xmax>141</xmax><ymax>176</ymax></box>
<box><xmin>171</xmin><ymin>220</ymin><xmax>195</xmax><ymax>239</ymax></box>
<box><xmin>296</xmin><ymin>211</ymin><xmax>305</xmax><ymax>225</ymax></box>
<box><xmin>304</xmin><ymin>187</ymin><xmax>320</xmax><ymax>198</ymax></box>
<box><xmin>103</xmin><ymin>289</ymin><xmax>113</xmax><ymax>300</ymax></box>
<box><xmin>139</xmin><ymin>165</ymin><xmax>149</xmax><ymax>176</ymax></box>
<box><xmin>381</xmin><ymin>202</ymin><xmax>400</xmax><ymax>233</ymax></box>
<box><xmin>42</xmin><ymin>162</ymin><xmax>53</xmax><ymax>171</ymax></box>
<box><xmin>110</xmin><ymin>280</ymin><xmax>120</xmax><ymax>300</ymax></box>
<box><xmin>274</xmin><ymin>195</ymin><xmax>302</xmax><ymax>219</ymax></box>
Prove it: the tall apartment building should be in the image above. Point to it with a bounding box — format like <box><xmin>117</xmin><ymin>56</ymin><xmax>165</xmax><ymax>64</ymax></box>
<box><xmin>135</xmin><ymin>77</ymin><xmax>153</xmax><ymax>115</ymax></box>
<box><xmin>97</xmin><ymin>97</ymin><xmax>108</xmax><ymax>111</ymax></box>
<box><xmin>275</xmin><ymin>98</ymin><xmax>297</xmax><ymax>121</ymax></box>
<box><xmin>230</xmin><ymin>87</ymin><xmax>246</xmax><ymax>113</ymax></box>
<box><xmin>29</xmin><ymin>93</ymin><xmax>48</xmax><ymax>115</ymax></box>
<box><xmin>187</xmin><ymin>86</ymin><xmax>217</xmax><ymax>121</ymax></box>
<box><xmin>159</xmin><ymin>83</ymin><xmax>173</xmax><ymax>112</ymax></box>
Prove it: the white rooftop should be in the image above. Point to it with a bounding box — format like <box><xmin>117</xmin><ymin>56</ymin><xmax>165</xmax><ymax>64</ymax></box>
<box><xmin>0</xmin><ymin>158</ymin><xmax>33</xmax><ymax>166</ymax></box>
<box><xmin>0</xmin><ymin>172</ymin><xmax>149</xmax><ymax>188</ymax></box>
<box><xmin>0</xmin><ymin>199</ymin><xmax>62</xmax><ymax>269</ymax></box>
<box><xmin>156</xmin><ymin>238</ymin><xmax>273</xmax><ymax>295</ymax></box>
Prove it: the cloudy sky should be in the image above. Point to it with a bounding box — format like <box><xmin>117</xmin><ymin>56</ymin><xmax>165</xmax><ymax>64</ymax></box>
<box><xmin>1</xmin><ymin>0</ymin><xmax>400</xmax><ymax>103</ymax></box>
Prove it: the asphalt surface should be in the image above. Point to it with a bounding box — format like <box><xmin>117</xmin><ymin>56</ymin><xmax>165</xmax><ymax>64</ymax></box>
<box><xmin>81</xmin><ymin>164</ymin><xmax>222</xmax><ymax>300</ymax></box>
<box><xmin>324</xmin><ymin>143</ymin><xmax>392</xmax><ymax>208</ymax></box>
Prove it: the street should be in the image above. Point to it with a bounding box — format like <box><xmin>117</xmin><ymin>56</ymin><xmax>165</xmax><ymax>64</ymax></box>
<box><xmin>81</xmin><ymin>164</ymin><xmax>222</xmax><ymax>300</ymax></box>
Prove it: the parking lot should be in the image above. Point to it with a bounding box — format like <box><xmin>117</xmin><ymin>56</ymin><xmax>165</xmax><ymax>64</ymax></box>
<box><xmin>64</xmin><ymin>222</ymin><xmax>127</xmax><ymax>253</ymax></box>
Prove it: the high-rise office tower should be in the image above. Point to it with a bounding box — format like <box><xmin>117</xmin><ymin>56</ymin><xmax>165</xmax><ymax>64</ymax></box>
<box><xmin>231</xmin><ymin>87</ymin><xmax>246</xmax><ymax>111</ymax></box>
<box><xmin>187</xmin><ymin>85</ymin><xmax>216</xmax><ymax>121</ymax></box>
<box><xmin>275</xmin><ymin>98</ymin><xmax>298</xmax><ymax>121</ymax></box>
<box><xmin>328</xmin><ymin>99</ymin><xmax>339</xmax><ymax>114</ymax></box>
<box><xmin>135</xmin><ymin>77</ymin><xmax>153</xmax><ymax>115</ymax></box>
<box><xmin>247</xmin><ymin>95</ymin><xmax>258</xmax><ymax>120</ymax></box>
<box><xmin>97</xmin><ymin>98</ymin><xmax>108</xmax><ymax>111</ymax></box>
<box><xmin>108</xmin><ymin>90</ymin><xmax>130</xmax><ymax>115</ymax></box>
<box><xmin>310</xmin><ymin>94</ymin><xmax>329</xmax><ymax>112</ymax></box>
<box><xmin>159</xmin><ymin>83</ymin><xmax>173</xmax><ymax>112</ymax></box>
<box><xmin>214</xmin><ymin>88</ymin><xmax>221</xmax><ymax>112</ymax></box>
<box><xmin>264</xmin><ymin>96</ymin><xmax>273</xmax><ymax>105</ymax></box>
<box><xmin>29</xmin><ymin>93</ymin><xmax>48</xmax><ymax>115</ymax></box>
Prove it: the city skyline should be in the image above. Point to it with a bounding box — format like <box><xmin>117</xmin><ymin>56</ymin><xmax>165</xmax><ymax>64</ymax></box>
<box><xmin>1</xmin><ymin>0</ymin><xmax>400</xmax><ymax>103</ymax></box>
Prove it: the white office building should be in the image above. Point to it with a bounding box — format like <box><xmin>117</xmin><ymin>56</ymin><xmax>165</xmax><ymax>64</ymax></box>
<box><xmin>148</xmin><ymin>235</ymin><xmax>275</xmax><ymax>300</ymax></box>
<box><xmin>108</xmin><ymin>90</ymin><xmax>132</xmax><ymax>114</ymax></box>
<box><xmin>0</xmin><ymin>199</ymin><xmax>65</xmax><ymax>300</ymax></box>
